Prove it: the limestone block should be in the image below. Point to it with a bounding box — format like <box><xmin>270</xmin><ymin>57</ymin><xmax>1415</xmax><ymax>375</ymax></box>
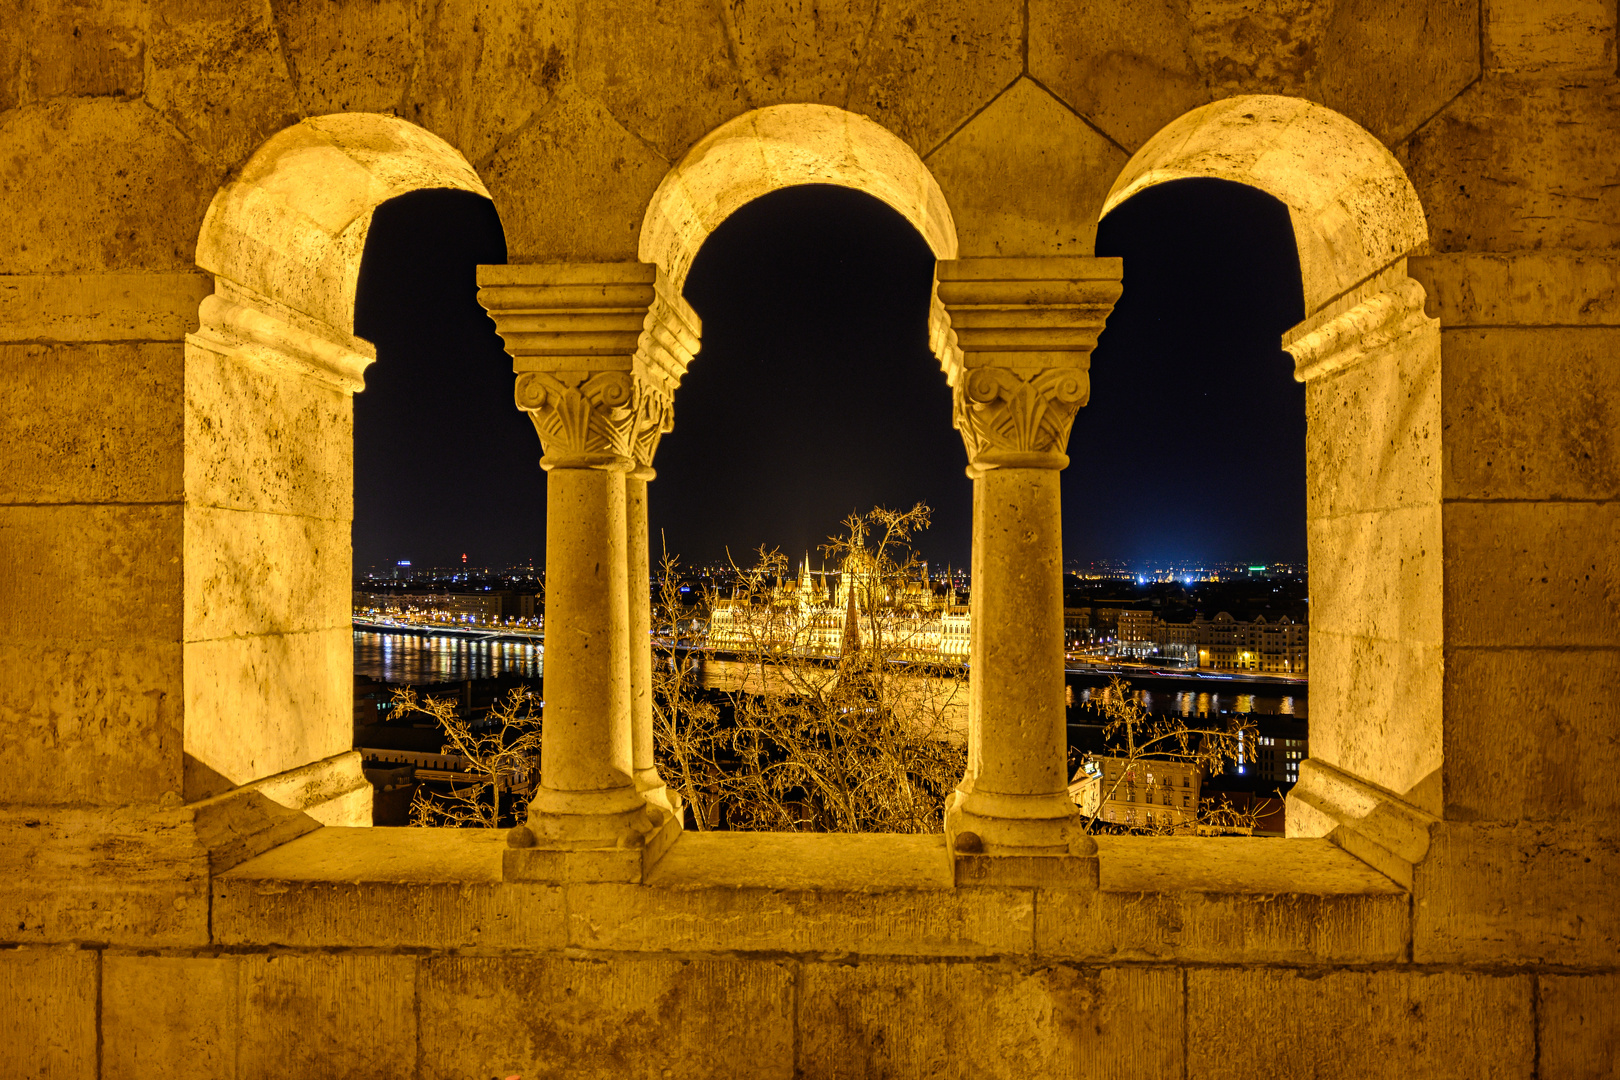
<box><xmin>1307</xmin><ymin>506</ymin><xmax>1442</xmax><ymax>644</ymax></box>
<box><xmin>847</xmin><ymin>0</ymin><xmax>1022</xmax><ymax>154</ymax></box>
<box><xmin>1539</xmin><ymin>974</ymin><xmax>1620</xmax><ymax>1080</ymax></box>
<box><xmin>0</xmin><ymin>806</ymin><xmax>210</xmax><ymax>945</ymax></box>
<box><xmin>186</xmin><ymin>339</ymin><xmax>354</xmax><ymax>520</ymax></box>
<box><xmin>0</xmin><ymin>947</ymin><xmax>97</xmax><ymax>1080</ymax></box>
<box><xmin>1187</xmin><ymin>967</ymin><xmax>1532</xmax><ymax>1079</ymax></box>
<box><xmin>268</xmin><ymin>0</ymin><xmax>423</xmax><ymax>115</ymax></box>
<box><xmin>1315</xmin><ymin>0</ymin><xmax>1478</xmax><ymax>145</ymax></box>
<box><xmin>1444</xmin><ymin>647</ymin><xmax>1620</xmax><ymax>822</ymax></box>
<box><xmin>1400</xmin><ymin>81</ymin><xmax>1620</xmax><ymax>253</ymax></box>
<box><xmin>103</xmin><ymin>956</ymin><xmax>238</xmax><ymax>1080</ymax></box>
<box><xmin>1411</xmin><ymin>251</ymin><xmax>1620</xmax><ymax>327</ymax></box>
<box><xmin>721</xmin><ymin>0</ymin><xmax>877</xmax><ymax>109</ymax></box>
<box><xmin>1308</xmin><ymin>631</ymin><xmax>1442</xmax><ymax>805</ymax></box>
<box><xmin>419</xmin><ymin>956</ymin><xmax>795</xmax><ymax>1079</ymax></box>
<box><xmin>216</xmin><ymin>826</ymin><xmax>567</xmax><ymax>949</ymax></box>
<box><xmin>1037</xmin><ymin>837</ymin><xmax>1408</xmax><ymax>965</ymax></box>
<box><xmin>0</xmin><ymin>342</ymin><xmax>181</xmax><ymax>507</ymax></box>
<box><xmin>575</xmin><ymin>0</ymin><xmax>745</xmax><ymax>161</ymax></box>
<box><xmin>406</xmin><ymin>0</ymin><xmax>572</xmax><ymax>168</ymax></box>
<box><xmin>184</xmin><ymin>626</ymin><xmax>351</xmax><ymax>789</ymax></box>
<box><xmin>23</xmin><ymin>0</ymin><xmax>144</xmax><ymax>99</ymax></box>
<box><xmin>1442</xmin><ymin>501</ymin><xmax>1620</xmax><ymax>649</ymax></box>
<box><xmin>1304</xmin><ymin>335</ymin><xmax>1440</xmax><ymax>519</ymax></box>
<box><xmin>1183</xmin><ymin>0</ymin><xmax>1329</xmax><ymax>100</ymax></box>
<box><xmin>0</xmin><ymin>641</ymin><xmax>183</xmax><ymax>805</ymax></box>
<box><xmin>185</xmin><ymin>751</ymin><xmax>370</xmax><ymax>873</ymax></box>
<box><xmin>238</xmin><ymin>954</ymin><xmax>417</xmax><ymax>1079</ymax></box>
<box><xmin>0</xmin><ymin>20</ymin><xmax>19</xmax><ymax>113</ymax></box>
<box><xmin>1441</xmin><ymin>329</ymin><xmax>1620</xmax><ymax>502</ymax></box>
<box><xmin>144</xmin><ymin>0</ymin><xmax>300</xmax><ymax>170</ymax></box>
<box><xmin>926</xmin><ymin>78</ymin><xmax>1125</xmax><ymax>259</ymax></box>
<box><xmin>1486</xmin><ymin>0</ymin><xmax>1617</xmax><ymax>75</ymax></box>
<box><xmin>1414</xmin><ymin>821</ymin><xmax>1620</xmax><ymax>966</ymax></box>
<box><xmin>0</xmin><ymin>272</ymin><xmax>213</xmax><ymax>342</ymax></box>
<box><xmin>799</xmin><ymin>962</ymin><xmax>1182</xmax><ymax>1079</ymax></box>
<box><xmin>1029</xmin><ymin>0</ymin><xmax>1204</xmax><ymax>153</ymax></box>
<box><xmin>183</xmin><ymin>507</ymin><xmax>349</xmax><ymax>642</ymax></box>
<box><xmin>486</xmin><ymin>90</ymin><xmax>672</xmax><ymax>263</ymax></box>
<box><xmin>0</xmin><ymin>503</ymin><xmax>183</xmax><ymax>645</ymax></box>
<box><xmin>0</xmin><ymin>99</ymin><xmax>214</xmax><ymax>274</ymax></box>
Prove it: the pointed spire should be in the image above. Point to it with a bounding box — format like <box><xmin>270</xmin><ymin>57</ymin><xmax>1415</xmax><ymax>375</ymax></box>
<box><xmin>841</xmin><ymin>572</ymin><xmax>862</xmax><ymax>657</ymax></box>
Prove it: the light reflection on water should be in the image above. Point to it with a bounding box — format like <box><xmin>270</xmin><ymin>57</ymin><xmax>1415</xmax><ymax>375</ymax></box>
<box><xmin>1072</xmin><ymin>685</ymin><xmax>1305</xmax><ymax>718</ymax></box>
<box><xmin>354</xmin><ymin>631</ymin><xmax>543</xmax><ymax>684</ymax></box>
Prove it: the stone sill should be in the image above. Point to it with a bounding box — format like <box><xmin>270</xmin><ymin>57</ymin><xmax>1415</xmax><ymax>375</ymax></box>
<box><xmin>215</xmin><ymin>828</ymin><xmax>1408</xmax><ymax>965</ymax></box>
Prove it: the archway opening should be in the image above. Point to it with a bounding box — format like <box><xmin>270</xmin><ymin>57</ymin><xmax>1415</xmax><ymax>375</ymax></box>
<box><xmin>1067</xmin><ymin>176</ymin><xmax>1309</xmax><ymax>831</ymax></box>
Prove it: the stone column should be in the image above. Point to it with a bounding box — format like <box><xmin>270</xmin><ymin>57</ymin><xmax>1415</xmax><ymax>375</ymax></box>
<box><xmin>478</xmin><ymin>263</ymin><xmax>698</xmax><ymax>881</ymax></box>
<box><xmin>627</xmin><ymin>467</ymin><xmax>680</xmax><ymax>816</ymax></box>
<box><xmin>931</xmin><ymin>258</ymin><xmax>1122</xmax><ymax>864</ymax></box>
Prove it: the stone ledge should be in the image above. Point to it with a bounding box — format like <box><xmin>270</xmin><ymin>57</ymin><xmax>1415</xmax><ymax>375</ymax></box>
<box><xmin>215</xmin><ymin>828</ymin><xmax>1411</xmax><ymax>964</ymax></box>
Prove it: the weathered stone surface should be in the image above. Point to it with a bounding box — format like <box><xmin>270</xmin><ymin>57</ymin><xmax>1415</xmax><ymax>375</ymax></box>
<box><xmin>1440</xmin><ymin>329</ymin><xmax>1620</xmax><ymax>502</ymax></box>
<box><xmin>1039</xmin><ymin>837</ymin><xmax>1407</xmax><ymax>964</ymax></box>
<box><xmin>0</xmin><ymin>503</ymin><xmax>183</xmax><ymax>644</ymax></box>
<box><xmin>217</xmin><ymin>826</ymin><xmax>567</xmax><ymax>949</ymax></box>
<box><xmin>0</xmin><ymin>947</ymin><xmax>97</xmax><ymax>1080</ymax></box>
<box><xmin>103</xmin><ymin>956</ymin><xmax>237</xmax><ymax>1080</ymax></box>
<box><xmin>848</xmin><ymin>0</ymin><xmax>1022</xmax><ymax>154</ymax></box>
<box><xmin>184</xmin><ymin>626</ymin><xmax>351</xmax><ymax>789</ymax></box>
<box><xmin>24</xmin><ymin>0</ymin><xmax>145</xmax><ymax>100</ymax></box>
<box><xmin>1305</xmin><ymin>337</ymin><xmax>1440</xmax><ymax>519</ymax></box>
<box><xmin>1030</xmin><ymin>0</ymin><xmax>1203</xmax><ymax>153</ymax></box>
<box><xmin>1308</xmin><ymin>507</ymin><xmax>1442</xmax><ymax>645</ymax></box>
<box><xmin>1442</xmin><ymin>501</ymin><xmax>1620</xmax><ymax>649</ymax></box>
<box><xmin>183</xmin><ymin>508</ymin><xmax>349</xmax><ymax>641</ymax></box>
<box><xmin>185</xmin><ymin>340</ymin><xmax>354</xmax><ymax>521</ymax></box>
<box><xmin>239</xmin><ymin>954</ymin><xmax>417</xmax><ymax>1079</ymax></box>
<box><xmin>1308</xmin><ymin>632</ymin><xmax>1442</xmax><ymax>806</ymax></box>
<box><xmin>1445</xmin><ymin>647</ymin><xmax>1620</xmax><ymax>822</ymax></box>
<box><xmin>1411</xmin><ymin>251</ymin><xmax>1620</xmax><ymax>327</ymax></box>
<box><xmin>1188</xmin><ymin>967</ymin><xmax>1533</xmax><ymax>1079</ymax></box>
<box><xmin>144</xmin><ymin>0</ymin><xmax>301</xmax><ymax>169</ymax></box>
<box><xmin>1401</xmin><ymin>80</ymin><xmax>1620</xmax><ymax>252</ymax></box>
<box><xmin>1184</xmin><ymin>0</ymin><xmax>1329</xmax><ymax>101</ymax></box>
<box><xmin>799</xmin><ymin>962</ymin><xmax>1182</xmax><ymax>1079</ymax></box>
<box><xmin>0</xmin><ymin>273</ymin><xmax>213</xmax><ymax>342</ymax></box>
<box><xmin>0</xmin><ymin>99</ymin><xmax>213</xmax><ymax>274</ymax></box>
<box><xmin>1486</xmin><ymin>0</ymin><xmax>1617</xmax><ymax>75</ymax></box>
<box><xmin>926</xmin><ymin>78</ymin><xmax>1125</xmax><ymax>258</ymax></box>
<box><xmin>1316</xmin><ymin>0</ymin><xmax>1478</xmax><ymax>146</ymax></box>
<box><xmin>486</xmin><ymin>89</ymin><xmax>672</xmax><ymax>263</ymax></box>
<box><xmin>576</xmin><ymin>0</ymin><xmax>745</xmax><ymax>161</ymax></box>
<box><xmin>0</xmin><ymin>343</ymin><xmax>183</xmax><ymax>507</ymax></box>
<box><xmin>0</xmin><ymin>641</ymin><xmax>183</xmax><ymax>805</ymax></box>
<box><xmin>722</xmin><ymin>0</ymin><xmax>878</xmax><ymax>109</ymax></box>
<box><xmin>1415</xmin><ymin>821</ymin><xmax>1620</xmax><ymax>966</ymax></box>
<box><xmin>267</xmin><ymin>0</ymin><xmax>423</xmax><ymax>115</ymax></box>
<box><xmin>407</xmin><ymin>0</ymin><xmax>572</xmax><ymax>168</ymax></box>
<box><xmin>420</xmin><ymin>955</ymin><xmax>795</xmax><ymax>1079</ymax></box>
<box><xmin>0</xmin><ymin>807</ymin><xmax>209</xmax><ymax>945</ymax></box>
<box><xmin>1539</xmin><ymin>974</ymin><xmax>1620</xmax><ymax>1080</ymax></box>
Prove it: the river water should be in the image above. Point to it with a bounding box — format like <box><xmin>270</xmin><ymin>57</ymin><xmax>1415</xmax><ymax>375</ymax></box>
<box><xmin>354</xmin><ymin>629</ymin><xmax>1305</xmax><ymax>717</ymax></box>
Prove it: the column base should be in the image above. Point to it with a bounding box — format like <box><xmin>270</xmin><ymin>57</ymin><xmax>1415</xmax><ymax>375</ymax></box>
<box><xmin>945</xmin><ymin>787</ymin><xmax>1098</xmax><ymax>858</ymax></box>
<box><xmin>634</xmin><ymin>766</ymin><xmax>685</xmax><ymax>821</ymax></box>
<box><xmin>504</xmin><ymin>785</ymin><xmax>684</xmax><ymax>883</ymax></box>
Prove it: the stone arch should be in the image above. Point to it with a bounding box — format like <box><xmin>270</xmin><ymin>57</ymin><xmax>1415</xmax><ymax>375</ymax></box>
<box><xmin>1102</xmin><ymin>95</ymin><xmax>1427</xmax><ymax>320</ymax></box>
<box><xmin>639</xmin><ymin>104</ymin><xmax>958</xmax><ymax>294</ymax></box>
<box><xmin>182</xmin><ymin>114</ymin><xmax>498</xmax><ymax>837</ymax></box>
<box><xmin>195</xmin><ymin>113</ymin><xmax>491</xmax><ymax>389</ymax></box>
<box><xmin>1103</xmin><ymin>95</ymin><xmax>1445</xmax><ymax>850</ymax></box>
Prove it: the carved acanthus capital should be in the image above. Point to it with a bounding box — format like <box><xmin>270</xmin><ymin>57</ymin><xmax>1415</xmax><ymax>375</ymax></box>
<box><xmin>514</xmin><ymin>369</ymin><xmax>674</xmax><ymax>470</ymax></box>
<box><xmin>932</xmin><ymin>257</ymin><xmax>1122</xmax><ymax>470</ymax></box>
<box><xmin>953</xmin><ymin>365</ymin><xmax>1090</xmax><ymax>468</ymax></box>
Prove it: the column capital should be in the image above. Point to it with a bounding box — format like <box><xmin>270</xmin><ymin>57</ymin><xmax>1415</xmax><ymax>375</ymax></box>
<box><xmin>931</xmin><ymin>257</ymin><xmax>1122</xmax><ymax>470</ymax></box>
<box><xmin>478</xmin><ymin>261</ymin><xmax>701</xmax><ymax>470</ymax></box>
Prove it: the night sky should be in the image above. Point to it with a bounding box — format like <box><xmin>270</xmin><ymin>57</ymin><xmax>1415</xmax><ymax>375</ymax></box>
<box><xmin>352</xmin><ymin>179</ymin><xmax>1304</xmax><ymax>574</ymax></box>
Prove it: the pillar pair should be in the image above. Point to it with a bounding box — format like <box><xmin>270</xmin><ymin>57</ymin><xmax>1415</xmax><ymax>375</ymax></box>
<box><xmin>477</xmin><ymin>264</ymin><xmax>697</xmax><ymax>879</ymax></box>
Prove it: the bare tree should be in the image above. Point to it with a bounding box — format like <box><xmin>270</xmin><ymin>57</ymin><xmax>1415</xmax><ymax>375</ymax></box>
<box><xmin>391</xmin><ymin>685</ymin><xmax>543</xmax><ymax>829</ymax></box>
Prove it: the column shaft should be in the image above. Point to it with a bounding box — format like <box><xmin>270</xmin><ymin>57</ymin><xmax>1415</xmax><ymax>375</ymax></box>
<box><xmin>626</xmin><ymin>472</ymin><xmax>676</xmax><ymax>813</ymax></box>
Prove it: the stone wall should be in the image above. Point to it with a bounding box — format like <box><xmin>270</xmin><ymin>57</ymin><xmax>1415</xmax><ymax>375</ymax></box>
<box><xmin>2</xmin><ymin>0</ymin><xmax>1617</xmax><ymax>1074</ymax></box>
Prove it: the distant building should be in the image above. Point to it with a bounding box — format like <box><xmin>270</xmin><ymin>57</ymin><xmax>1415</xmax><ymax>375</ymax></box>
<box><xmin>1115</xmin><ymin>609</ymin><xmax>1307</xmax><ymax>673</ymax></box>
<box><xmin>707</xmin><ymin>553</ymin><xmax>970</xmax><ymax>662</ymax></box>
<box><xmin>353</xmin><ymin>589</ymin><xmax>536</xmax><ymax>623</ymax></box>
<box><xmin>1069</xmin><ymin>754</ymin><xmax>1202</xmax><ymax>831</ymax></box>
